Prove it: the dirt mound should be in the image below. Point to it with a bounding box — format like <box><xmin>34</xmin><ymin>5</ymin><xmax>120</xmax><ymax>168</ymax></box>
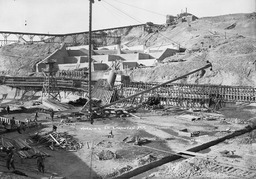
<box><xmin>96</xmin><ymin>140</ymin><xmax>113</xmax><ymax>148</ymax></box>
<box><xmin>136</xmin><ymin>154</ymin><xmax>157</xmax><ymax>166</ymax></box>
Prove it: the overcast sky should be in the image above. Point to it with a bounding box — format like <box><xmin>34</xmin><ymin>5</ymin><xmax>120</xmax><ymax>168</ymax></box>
<box><xmin>0</xmin><ymin>0</ymin><xmax>255</xmax><ymax>34</ymax></box>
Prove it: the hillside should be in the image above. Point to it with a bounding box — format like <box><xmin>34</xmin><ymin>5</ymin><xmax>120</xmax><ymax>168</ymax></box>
<box><xmin>0</xmin><ymin>43</ymin><xmax>61</xmax><ymax>75</ymax></box>
<box><xmin>0</xmin><ymin>12</ymin><xmax>255</xmax><ymax>86</ymax></box>
<box><xmin>126</xmin><ymin>12</ymin><xmax>256</xmax><ymax>86</ymax></box>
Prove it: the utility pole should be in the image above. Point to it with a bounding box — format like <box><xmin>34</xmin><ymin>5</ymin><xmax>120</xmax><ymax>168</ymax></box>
<box><xmin>88</xmin><ymin>0</ymin><xmax>101</xmax><ymax>125</ymax></box>
<box><xmin>88</xmin><ymin>0</ymin><xmax>93</xmax><ymax>124</ymax></box>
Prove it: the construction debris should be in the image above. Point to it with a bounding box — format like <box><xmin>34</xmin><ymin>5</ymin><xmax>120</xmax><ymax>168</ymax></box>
<box><xmin>190</xmin><ymin>131</ymin><xmax>200</xmax><ymax>137</ymax></box>
<box><xmin>0</xmin><ymin>137</ymin><xmax>49</xmax><ymax>159</ymax></box>
<box><xmin>68</xmin><ymin>97</ymin><xmax>87</xmax><ymax>106</ymax></box>
<box><xmin>123</xmin><ymin>135</ymin><xmax>151</xmax><ymax>146</ymax></box>
<box><xmin>105</xmin><ymin>165</ymin><xmax>133</xmax><ymax>178</ymax></box>
<box><xmin>144</xmin><ymin>96</ymin><xmax>161</xmax><ymax>106</ymax></box>
<box><xmin>137</xmin><ymin>154</ymin><xmax>157</xmax><ymax>165</ymax></box>
<box><xmin>219</xmin><ymin>150</ymin><xmax>236</xmax><ymax>157</ymax></box>
<box><xmin>118</xmin><ymin>165</ymin><xmax>133</xmax><ymax>174</ymax></box>
<box><xmin>225</xmin><ymin>22</ymin><xmax>236</xmax><ymax>30</ymax></box>
<box><xmin>30</xmin><ymin>131</ymin><xmax>83</xmax><ymax>151</ymax></box>
<box><xmin>14</xmin><ymin>138</ymin><xmax>31</xmax><ymax>150</ymax></box>
<box><xmin>96</xmin><ymin>150</ymin><xmax>117</xmax><ymax>160</ymax></box>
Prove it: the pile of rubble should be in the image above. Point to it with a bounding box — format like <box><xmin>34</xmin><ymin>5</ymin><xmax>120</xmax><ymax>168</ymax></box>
<box><xmin>136</xmin><ymin>154</ymin><xmax>157</xmax><ymax>166</ymax></box>
<box><xmin>96</xmin><ymin>150</ymin><xmax>117</xmax><ymax>160</ymax></box>
<box><xmin>105</xmin><ymin>165</ymin><xmax>133</xmax><ymax>178</ymax></box>
<box><xmin>30</xmin><ymin>131</ymin><xmax>83</xmax><ymax>151</ymax></box>
<box><xmin>142</xmin><ymin>96</ymin><xmax>164</xmax><ymax>110</ymax></box>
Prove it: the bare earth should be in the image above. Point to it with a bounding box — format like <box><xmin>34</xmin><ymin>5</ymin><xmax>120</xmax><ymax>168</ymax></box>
<box><xmin>0</xmin><ymin>102</ymin><xmax>255</xmax><ymax>179</ymax></box>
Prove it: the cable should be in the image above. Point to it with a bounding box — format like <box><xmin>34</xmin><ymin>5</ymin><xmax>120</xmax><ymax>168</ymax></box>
<box><xmin>101</xmin><ymin>3</ymin><xmax>124</xmax><ymax>25</ymax></box>
<box><xmin>103</xmin><ymin>1</ymin><xmax>143</xmax><ymax>24</ymax></box>
<box><xmin>110</xmin><ymin>0</ymin><xmax>166</xmax><ymax>17</ymax></box>
<box><xmin>101</xmin><ymin>2</ymin><xmax>136</xmax><ymax>25</ymax></box>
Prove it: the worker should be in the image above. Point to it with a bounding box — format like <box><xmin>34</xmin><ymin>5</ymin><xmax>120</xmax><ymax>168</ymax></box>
<box><xmin>36</xmin><ymin>154</ymin><xmax>45</xmax><ymax>173</ymax></box>
<box><xmin>10</xmin><ymin>117</ymin><xmax>15</xmax><ymax>128</ymax></box>
<box><xmin>6</xmin><ymin>147</ymin><xmax>15</xmax><ymax>170</ymax></box>
<box><xmin>34</xmin><ymin>112</ymin><xmax>38</xmax><ymax>122</ymax></box>
<box><xmin>6</xmin><ymin>105</ymin><xmax>10</xmax><ymax>114</ymax></box>
<box><xmin>22</xmin><ymin>122</ymin><xmax>26</xmax><ymax>131</ymax></box>
<box><xmin>108</xmin><ymin>130</ymin><xmax>114</xmax><ymax>138</ymax></box>
<box><xmin>2</xmin><ymin>121</ymin><xmax>7</xmax><ymax>129</ymax></box>
<box><xmin>134</xmin><ymin>136</ymin><xmax>141</xmax><ymax>145</ymax></box>
<box><xmin>25</xmin><ymin>118</ymin><xmax>29</xmax><ymax>126</ymax></box>
<box><xmin>17</xmin><ymin>122</ymin><xmax>22</xmax><ymax>134</ymax></box>
<box><xmin>50</xmin><ymin>110</ymin><xmax>54</xmax><ymax>121</ymax></box>
<box><xmin>52</xmin><ymin>125</ymin><xmax>57</xmax><ymax>132</ymax></box>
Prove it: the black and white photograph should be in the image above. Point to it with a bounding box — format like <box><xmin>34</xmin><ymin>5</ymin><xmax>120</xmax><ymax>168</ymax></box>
<box><xmin>0</xmin><ymin>0</ymin><xmax>255</xmax><ymax>178</ymax></box>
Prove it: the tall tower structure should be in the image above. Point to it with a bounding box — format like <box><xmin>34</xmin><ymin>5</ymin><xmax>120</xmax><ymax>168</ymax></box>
<box><xmin>42</xmin><ymin>59</ymin><xmax>61</xmax><ymax>101</ymax></box>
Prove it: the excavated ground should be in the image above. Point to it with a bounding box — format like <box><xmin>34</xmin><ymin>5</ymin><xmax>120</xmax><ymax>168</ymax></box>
<box><xmin>0</xmin><ymin>102</ymin><xmax>255</xmax><ymax>179</ymax></box>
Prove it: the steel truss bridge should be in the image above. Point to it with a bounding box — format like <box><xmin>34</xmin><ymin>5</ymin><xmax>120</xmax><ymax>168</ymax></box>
<box><xmin>0</xmin><ymin>24</ymin><xmax>144</xmax><ymax>46</ymax></box>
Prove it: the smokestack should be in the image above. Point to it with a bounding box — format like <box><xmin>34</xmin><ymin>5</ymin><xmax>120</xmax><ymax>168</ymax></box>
<box><xmin>186</xmin><ymin>8</ymin><xmax>187</xmax><ymax>15</ymax></box>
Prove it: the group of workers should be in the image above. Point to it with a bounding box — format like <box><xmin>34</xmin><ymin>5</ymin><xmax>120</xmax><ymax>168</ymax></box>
<box><xmin>0</xmin><ymin>107</ymin><xmax>56</xmax><ymax>174</ymax></box>
<box><xmin>2</xmin><ymin>146</ymin><xmax>45</xmax><ymax>173</ymax></box>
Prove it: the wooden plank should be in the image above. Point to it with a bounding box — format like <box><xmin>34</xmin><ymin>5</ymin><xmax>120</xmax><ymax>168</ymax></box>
<box><xmin>49</xmin><ymin>134</ymin><xmax>60</xmax><ymax>145</ymax></box>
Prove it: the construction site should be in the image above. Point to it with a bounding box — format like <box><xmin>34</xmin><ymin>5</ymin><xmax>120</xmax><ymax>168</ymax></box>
<box><xmin>0</xmin><ymin>1</ymin><xmax>256</xmax><ymax>178</ymax></box>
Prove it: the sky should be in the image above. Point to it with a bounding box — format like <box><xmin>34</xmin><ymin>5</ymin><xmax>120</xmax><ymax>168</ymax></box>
<box><xmin>0</xmin><ymin>0</ymin><xmax>255</xmax><ymax>34</ymax></box>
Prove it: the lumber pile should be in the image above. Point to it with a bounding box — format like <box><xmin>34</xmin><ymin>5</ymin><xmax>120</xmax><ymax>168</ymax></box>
<box><xmin>0</xmin><ymin>137</ymin><xmax>49</xmax><ymax>159</ymax></box>
<box><xmin>31</xmin><ymin>131</ymin><xmax>83</xmax><ymax>151</ymax></box>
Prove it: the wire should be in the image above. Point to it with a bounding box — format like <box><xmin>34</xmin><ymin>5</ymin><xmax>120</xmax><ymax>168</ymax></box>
<box><xmin>101</xmin><ymin>2</ymin><xmax>136</xmax><ymax>25</ymax></box>
<box><xmin>110</xmin><ymin>0</ymin><xmax>166</xmax><ymax>17</ymax></box>
<box><xmin>101</xmin><ymin>3</ymin><xmax>123</xmax><ymax>25</ymax></box>
<box><xmin>103</xmin><ymin>1</ymin><xmax>143</xmax><ymax>24</ymax></box>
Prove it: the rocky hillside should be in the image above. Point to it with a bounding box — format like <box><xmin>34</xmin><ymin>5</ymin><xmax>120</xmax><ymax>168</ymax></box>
<box><xmin>127</xmin><ymin>12</ymin><xmax>256</xmax><ymax>86</ymax></box>
<box><xmin>0</xmin><ymin>43</ymin><xmax>60</xmax><ymax>76</ymax></box>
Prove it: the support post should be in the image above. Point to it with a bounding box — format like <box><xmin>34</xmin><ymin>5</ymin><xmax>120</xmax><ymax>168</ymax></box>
<box><xmin>88</xmin><ymin>0</ymin><xmax>93</xmax><ymax>124</ymax></box>
<box><xmin>3</xmin><ymin>33</ymin><xmax>10</xmax><ymax>45</ymax></box>
<box><xmin>28</xmin><ymin>35</ymin><xmax>35</xmax><ymax>43</ymax></box>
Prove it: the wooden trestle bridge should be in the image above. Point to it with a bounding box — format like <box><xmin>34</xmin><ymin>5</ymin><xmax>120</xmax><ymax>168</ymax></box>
<box><xmin>116</xmin><ymin>82</ymin><xmax>256</xmax><ymax>109</ymax></box>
